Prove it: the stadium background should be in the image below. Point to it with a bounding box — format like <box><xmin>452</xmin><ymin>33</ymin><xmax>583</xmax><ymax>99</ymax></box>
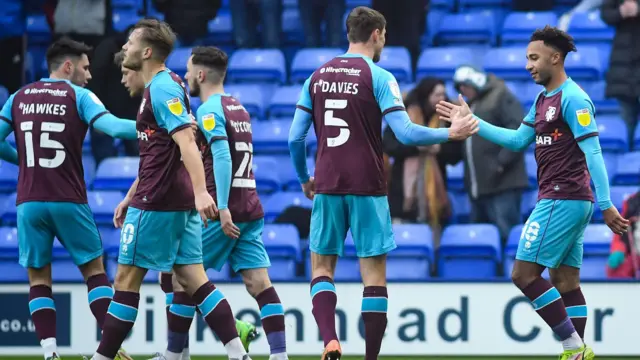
<box><xmin>0</xmin><ymin>0</ymin><xmax>638</xmax><ymax>358</ymax></box>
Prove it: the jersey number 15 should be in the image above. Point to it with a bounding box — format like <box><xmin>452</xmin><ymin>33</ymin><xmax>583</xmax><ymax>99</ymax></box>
<box><xmin>21</xmin><ymin>121</ymin><xmax>66</xmax><ymax>169</ymax></box>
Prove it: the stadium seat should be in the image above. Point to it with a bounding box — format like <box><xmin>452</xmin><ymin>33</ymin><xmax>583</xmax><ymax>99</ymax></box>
<box><xmin>483</xmin><ymin>47</ymin><xmax>529</xmax><ymax>80</ymax></box>
<box><xmin>501</xmin><ymin>12</ymin><xmax>558</xmax><ymax>45</ymax></box>
<box><xmin>207</xmin><ymin>11</ymin><xmax>234</xmax><ymax>45</ymax></box>
<box><xmin>597</xmin><ymin>116</ymin><xmax>628</xmax><ymax>152</ymax></box>
<box><xmin>83</xmin><ymin>155</ymin><xmax>96</xmax><ymax>188</ymax></box>
<box><xmin>434</xmin><ymin>12</ymin><xmax>496</xmax><ymax>45</ymax></box>
<box><xmin>581</xmin><ymin>224</ymin><xmax>613</xmax><ymax>280</ymax></box>
<box><xmin>262</xmin><ymin>192</ymin><xmax>312</xmax><ymax>222</ymax></box>
<box><xmin>448</xmin><ymin>191</ymin><xmax>470</xmax><ymax>223</ymax></box>
<box><xmin>252</xmin><ymin>155</ymin><xmax>281</xmax><ymax>194</ymax></box>
<box><xmin>525</xmin><ymin>153</ymin><xmax>537</xmax><ymax>188</ymax></box>
<box><xmin>26</xmin><ymin>15</ymin><xmax>51</xmax><ymax>45</ymax></box>
<box><xmin>0</xmin><ymin>85</ymin><xmax>8</xmax><ymax>108</ymax></box>
<box><xmin>602</xmin><ymin>152</ymin><xmax>618</xmax><ymax>183</ymax></box>
<box><xmin>613</xmin><ymin>152</ymin><xmax>640</xmax><ymax>185</ymax></box>
<box><xmin>346</xmin><ymin>0</ymin><xmax>371</xmax><ymax>6</ymax></box>
<box><xmin>387</xmin><ymin>224</ymin><xmax>434</xmax><ymax>280</ymax></box>
<box><xmin>206</xmin><ymin>264</ymin><xmax>231</xmax><ymax>282</ymax></box>
<box><xmin>328</xmin><ymin>233</ymin><xmax>361</xmax><ymax>281</ymax></box>
<box><xmin>417</xmin><ymin>47</ymin><xmax>479</xmax><ymax>79</ymax></box>
<box><xmin>523</xmin><ymin>82</ymin><xmax>544</xmax><ymax>109</ymax></box>
<box><xmin>251</xmin><ymin>119</ymin><xmax>292</xmax><ymax>153</ymax></box>
<box><xmin>166</xmin><ymin>47</ymin><xmax>191</xmax><ymax>76</ymax></box>
<box><xmin>422</xmin><ymin>9</ymin><xmax>447</xmax><ymax>46</ymax></box>
<box><xmin>112</xmin><ymin>0</ymin><xmax>141</xmax><ymax>9</ymax></box>
<box><xmin>272</xmin><ymin>155</ymin><xmax>315</xmax><ymax>190</ymax></box>
<box><xmin>88</xmin><ymin>191</ymin><xmax>123</xmax><ymax>226</ymax></box>
<box><xmin>504</xmin><ymin>81</ymin><xmax>525</xmax><ymax>102</ymax></box>
<box><xmin>459</xmin><ymin>0</ymin><xmax>507</xmax><ymax>8</ymax></box>
<box><xmin>446</xmin><ymin>162</ymin><xmax>464</xmax><ymax>192</ymax></box>
<box><xmin>225</xmin><ymin>84</ymin><xmax>265</xmax><ymax>119</ymax></box>
<box><xmin>438</xmin><ymin>224</ymin><xmax>501</xmax><ymax>279</ymax></box>
<box><xmin>83</xmin><ymin>131</ymin><xmax>92</xmax><ymax>155</ymax></box>
<box><xmin>290</xmin><ymin>48</ymin><xmax>344</xmax><ymax>84</ymax></box>
<box><xmin>430</xmin><ymin>0</ymin><xmax>455</xmax><ymax>10</ymax></box>
<box><xmin>190</xmin><ymin>96</ymin><xmax>201</xmax><ymax>113</ymax></box>
<box><xmin>0</xmin><ymin>161</ymin><xmax>18</xmax><ymax>192</ymax></box>
<box><xmin>1</xmin><ymin>192</ymin><xmax>16</xmax><ymax>224</ymax></box>
<box><xmin>268</xmin><ymin>85</ymin><xmax>302</xmax><ymax>119</ymax></box>
<box><xmin>112</xmin><ymin>10</ymin><xmax>141</xmax><ymax>33</ymax></box>
<box><xmin>564</xmin><ymin>46</ymin><xmax>602</xmax><ymax>80</ymax></box>
<box><xmin>0</xmin><ymin>226</ymin><xmax>26</xmax><ymax>282</ymax></box>
<box><xmin>281</xmin><ymin>8</ymin><xmax>304</xmax><ymax>46</ymax></box>
<box><xmin>587</xmin><ymin>80</ymin><xmax>617</xmax><ymax>114</ymax></box>
<box><xmin>93</xmin><ymin>157</ymin><xmax>139</xmax><ymax>191</ymax></box>
<box><xmin>263</xmin><ymin>224</ymin><xmax>301</xmax><ymax>280</ymax></box>
<box><xmin>568</xmin><ymin>10</ymin><xmax>614</xmax><ymax>43</ymax></box>
<box><xmin>227</xmin><ymin>50</ymin><xmax>287</xmax><ymax>84</ymax></box>
<box><xmin>593</xmin><ymin>185</ymin><xmax>638</xmax><ymax>222</ymax></box>
<box><xmin>377</xmin><ymin>47</ymin><xmax>413</xmax><ymax>83</ymax></box>
<box><xmin>520</xmin><ymin>190</ymin><xmax>538</xmax><ymax>221</ymax></box>
<box><xmin>502</xmin><ymin>224</ymin><xmax>549</xmax><ymax>278</ymax></box>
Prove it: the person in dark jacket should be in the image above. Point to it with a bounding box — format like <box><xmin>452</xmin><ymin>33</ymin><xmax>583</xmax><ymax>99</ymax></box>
<box><xmin>601</xmin><ymin>0</ymin><xmax>640</xmax><ymax>144</ymax></box>
<box><xmin>451</xmin><ymin>65</ymin><xmax>529</xmax><ymax>243</ymax></box>
<box><xmin>153</xmin><ymin>0</ymin><xmax>222</xmax><ymax>45</ymax></box>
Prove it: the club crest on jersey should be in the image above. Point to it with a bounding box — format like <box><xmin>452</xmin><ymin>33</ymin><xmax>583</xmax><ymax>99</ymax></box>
<box><xmin>545</xmin><ymin>106</ymin><xmax>556</xmax><ymax>122</ymax></box>
<box><xmin>576</xmin><ymin>108</ymin><xmax>591</xmax><ymax>127</ymax></box>
<box><xmin>166</xmin><ymin>97</ymin><xmax>184</xmax><ymax>115</ymax></box>
<box><xmin>202</xmin><ymin>113</ymin><xmax>215</xmax><ymax>131</ymax></box>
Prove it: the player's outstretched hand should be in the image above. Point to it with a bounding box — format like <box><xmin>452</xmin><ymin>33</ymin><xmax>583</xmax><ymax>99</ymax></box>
<box><xmin>113</xmin><ymin>198</ymin><xmax>130</xmax><ymax>228</ymax></box>
<box><xmin>436</xmin><ymin>94</ymin><xmax>472</xmax><ymax>122</ymax></box>
<box><xmin>195</xmin><ymin>191</ymin><xmax>219</xmax><ymax>228</ymax></box>
<box><xmin>603</xmin><ymin>206</ymin><xmax>630</xmax><ymax>235</ymax></box>
<box><xmin>447</xmin><ymin>112</ymin><xmax>479</xmax><ymax>141</ymax></box>
<box><xmin>220</xmin><ymin>208</ymin><xmax>240</xmax><ymax>239</ymax></box>
<box><xmin>302</xmin><ymin>176</ymin><xmax>315</xmax><ymax>200</ymax></box>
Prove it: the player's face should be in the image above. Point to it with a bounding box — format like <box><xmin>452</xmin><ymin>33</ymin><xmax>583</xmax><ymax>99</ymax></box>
<box><xmin>69</xmin><ymin>54</ymin><xmax>92</xmax><ymax>87</ymax></box>
<box><xmin>428</xmin><ymin>83</ymin><xmax>446</xmax><ymax>108</ymax></box>
<box><xmin>526</xmin><ymin>40</ymin><xmax>557</xmax><ymax>86</ymax></box>
<box><xmin>371</xmin><ymin>27</ymin><xmax>386</xmax><ymax>63</ymax></box>
<box><xmin>184</xmin><ymin>56</ymin><xmax>201</xmax><ymax>97</ymax></box>
<box><xmin>121</xmin><ymin>66</ymin><xmax>144</xmax><ymax>97</ymax></box>
<box><xmin>122</xmin><ymin>29</ymin><xmax>147</xmax><ymax>71</ymax></box>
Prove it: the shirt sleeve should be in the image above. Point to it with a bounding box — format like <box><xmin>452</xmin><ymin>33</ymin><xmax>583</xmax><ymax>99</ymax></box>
<box><xmin>295</xmin><ymin>76</ymin><xmax>312</xmax><ymax>113</ymax></box>
<box><xmin>151</xmin><ymin>81</ymin><xmax>192</xmax><ymax>135</ymax></box>
<box><xmin>372</xmin><ymin>66</ymin><xmax>405</xmax><ymax>116</ymax></box>
<box><xmin>562</xmin><ymin>93</ymin><xmax>598</xmax><ymax>141</ymax></box>
<box><xmin>75</xmin><ymin>87</ymin><xmax>110</xmax><ymax>126</ymax></box>
<box><xmin>196</xmin><ymin>104</ymin><xmax>228</xmax><ymax>143</ymax></box>
<box><xmin>0</xmin><ymin>93</ymin><xmax>16</xmax><ymax>123</ymax></box>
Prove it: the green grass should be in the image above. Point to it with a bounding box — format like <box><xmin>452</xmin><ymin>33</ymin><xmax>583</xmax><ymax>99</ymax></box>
<box><xmin>3</xmin><ymin>357</ymin><xmax>639</xmax><ymax>360</ymax></box>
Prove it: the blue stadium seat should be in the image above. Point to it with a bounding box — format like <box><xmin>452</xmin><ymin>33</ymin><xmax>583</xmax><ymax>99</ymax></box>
<box><xmin>1</xmin><ymin>193</ymin><xmax>17</xmax><ymax>224</ymax></box>
<box><xmin>520</xmin><ymin>190</ymin><xmax>538</xmax><ymax>221</ymax></box>
<box><xmin>484</xmin><ymin>47</ymin><xmax>528</xmax><ymax>80</ymax></box>
<box><xmin>417</xmin><ymin>47</ymin><xmax>479</xmax><ymax>79</ymax></box>
<box><xmin>0</xmin><ymin>161</ymin><xmax>18</xmax><ymax>192</ymax></box>
<box><xmin>438</xmin><ymin>224</ymin><xmax>501</xmax><ymax>279</ymax></box>
<box><xmin>207</xmin><ymin>11</ymin><xmax>234</xmax><ymax>45</ymax></box>
<box><xmin>166</xmin><ymin>47</ymin><xmax>191</xmax><ymax>76</ymax></box>
<box><xmin>331</xmin><ymin>233</ymin><xmax>362</xmax><ymax>281</ymax></box>
<box><xmin>0</xmin><ymin>86</ymin><xmax>8</xmax><ymax>107</ymax></box>
<box><xmin>387</xmin><ymin>224</ymin><xmax>434</xmax><ymax>280</ymax></box>
<box><xmin>580</xmin><ymin>257</ymin><xmax>608</xmax><ymax>280</ymax></box>
<box><xmin>93</xmin><ymin>157</ymin><xmax>139</xmax><ymax>191</ymax></box>
<box><xmin>502</xmin><ymin>12</ymin><xmax>558</xmax><ymax>45</ymax></box>
<box><xmin>423</xmin><ymin>9</ymin><xmax>447</xmax><ymax>46</ymax></box>
<box><xmin>26</xmin><ymin>15</ymin><xmax>51</xmax><ymax>45</ymax></box>
<box><xmin>290</xmin><ymin>48</ymin><xmax>343</xmax><ymax>84</ymax></box>
<box><xmin>268</xmin><ymin>85</ymin><xmax>301</xmax><ymax>119</ymax></box>
<box><xmin>448</xmin><ymin>191</ymin><xmax>470</xmax><ymax>223</ymax></box>
<box><xmin>523</xmin><ymin>82</ymin><xmax>544</xmax><ymax>109</ymax></box>
<box><xmin>602</xmin><ymin>152</ymin><xmax>618</xmax><ymax>183</ymax></box>
<box><xmin>83</xmin><ymin>131</ymin><xmax>92</xmax><ymax>155</ymax></box>
<box><xmin>446</xmin><ymin>162</ymin><xmax>464</xmax><ymax>191</ymax></box>
<box><xmin>0</xmin><ymin>226</ymin><xmax>26</xmax><ymax>282</ymax></box>
<box><xmin>273</xmin><ymin>155</ymin><xmax>315</xmax><ymax>190</ymax></box>
<box><xmin>504</xmin><ymin>81</ymin><xmax>525</xmax><ymax>102</ymax></box>
<box><xmin>525</xmin><ymin>153</ymin><xmax>537</xmax><ymax>188</ymax></box>
<box><xmin>459</xmin><ymin>0</ymin><xmax>507</xmax><ymax>8</ymax></box>
<box><xmin>101</xmin><ymin>227</ymin><xmax>121</xmax><ymax>258</ymax></box>
<box><xmin>263</xmin><ymin>192</ymin><xmax>312</xmax><ymax>222</ymax></box>
<box><xmin>613</xmin><ymin>152</ymin><xmax>640</xmax><ymax>185</ymax></box>
<box><xmin>568</xmin><ymin>10</ymin><xmax>614</xmax><ymax>43</ymax></box>
<box><xmin>564</xmin><ymin>46</ymin><xmax>602</xmax><ymax>80</ymax></box>
<box><xmin>52</xmin><ymin>239</ymin><xmax>85</xmax><ymax>282</ymax></box>
<box><xmin>190</xmin><ymin>96</ymin><xmax>201</xmax><ymax>113</ymax></box>
<box><xmin>434</xmin><ymin>12</ymin><xmax>496</xmax><ymax>45</ymax></box>
<box><xmin>252</xmin><ymin>155</ymin><xmax>281</xmax><ymax>193</ymax></box>
<box><xmin>597</xmin><ymin>115</ymin><xmax>628</xmax><ymax>152</ymax></box>
<box><xmin>346</xmin><ymin>0</ymin><xmax>371</xmax><ymax>6</ymax></box>
<box><xmin>587</xmin><ymin>80</ymin><xmax>617</xmax><ymax>114</ymax></box>
<box><xmin>227</xmin><ymin>50</ymin><xmax>287</xmax><ymax>84</ymax></box>
<box><xmin>282</xmin><ymin>8</ymin><xmax>304</xmax><ymax>46</ymax></box>
<box><xmin>581</xmin><ymin>224</ymin><xmax>613</xmax><ymax>279</ymax></box>
<box><xmin>112</xmin><ymin>10</ymin><xmax>141</xmax><ymax>33</ymax></box>
<box><xmin>225</xmin><ymin>84</ymin><xmax>265</xmax><ymax>119</ymax></box>
<box><xmin>112</xmin><ymin>0</ymin><xmax>141</xmax><ymax>9</ymax></box>
<box><xmin>206</xmin><ymin>264</ymin><xmax>231</xmax><ymax>282</ymax></box>
<box><xmin>263</xmin><ymin>224</ymin><xmax>301</xmax><ymax>280</ymax></box>
<box><xmin>88</xmin><ymin>191</ymin><xmax>123</xmax><ymax>226</ymax></box>
<box><xmin>83</xmin><ymin>155</ymin><xmax>96</xmax><ymax>188</ymax></box>
<box><xmin>430</xmin><ymin>0</ymin><xmax>455</xmax><ymax>10</ymax></box>
<box><xmin>377</xmin><ymin>47</ymin><xmax>413</xmax><ymax>83</ymax></box>
<box><xmin>252</xmin><ymin>120</ymin><xmax>292</xmax><ymax>153</ymax></box>
<box><xmin>593</xmin><ymin>185</ymin><xmax>637</xmax><ymax>222</ymax></box>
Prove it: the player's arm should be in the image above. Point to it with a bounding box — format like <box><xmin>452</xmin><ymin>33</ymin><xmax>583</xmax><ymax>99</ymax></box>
<box><xmin>0</xmin><ymin>93</ymin><xmax>19</xmax><ymax>165</ymax></box>
<box><xmin>198</xmin><ymin>108</ymin><xmax>232</xmax><ymax>210</ymax></box>
<box><xmin>288</xmin><ymin>77</ymin><xmax>313</xmax><ymax>184</ymax></box>
<box><xmin>124</xmin><ymin>177</ymin><xmax>139</xmax><ymax>201</ymax></box>
<box><xmin>473</xmin><ymin>97</ymin><xmax>537</xmax><ymax>152</ymax></box>
<box><xmin>76</xmin><ymin>88</ymin><xmax>138</xmax><ymax>140</ymax></box>
<box><xmin>493</xmin><ymin>92</ymin><xmax>528</xmax><ymax>169</ymax></box>
<box><xmin>563</xmin><ymin>95</ymin><xmax>613</xmax><ymax>211</ymax></box>
<box><xmin>374</xmin><ymin>69</ymin><xmax>449</xmax><ymax>145</ymax></box>
<box><xmin>152</xmin><ymin>83</ymin><xmax>208</xmax><ymax>196</ymax></box>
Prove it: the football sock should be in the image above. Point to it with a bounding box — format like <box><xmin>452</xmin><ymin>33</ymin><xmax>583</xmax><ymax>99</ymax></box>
<box><xmin>561</xmin><ymin>287</ymin><xmax>588</xmax><ymax>339</ymax></box>
<box><xmin>310</xmin><ymin>276</ymin><xmax>339</xmax><ymax>346</ymax></box>
<box><xmin>29</xmin><ymin>285</ymin><xmax>57</xmax><ymax>358</ymax></box>
<box><xmin>166</xmin><ymin>292</ymin><xmax>196</xmax><ymax>357</ymax></box>
<box><xmin>86</xmin><ymin>274</ymin><xmax>113</xmax><ymax>329</ymax></box>
<box><xmin>362</xmin><ymin>286</ymin><xmax>388</xmax><ymax>360</ymax></box>
<box><xmin>256</xmin><ymin>287</ymin><xmax>286</xmax><ymax>355</ymax></box>
<box><xmin>96</xmin><ymin>291</ymin><xmax>140</xmax><ymax>359</ymax></box>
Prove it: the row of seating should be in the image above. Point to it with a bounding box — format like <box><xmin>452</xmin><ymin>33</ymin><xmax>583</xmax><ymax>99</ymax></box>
<box><xmin>0</xmin><ymin>222</ymin><xmax>614</xmax><ymax>282</ymax></box>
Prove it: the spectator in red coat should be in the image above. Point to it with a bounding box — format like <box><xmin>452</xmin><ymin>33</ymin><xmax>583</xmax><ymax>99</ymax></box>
<box><xmin>607</xmin><ymin>191</ymin><xmax>640</xmax><ymax>278</ymax></box>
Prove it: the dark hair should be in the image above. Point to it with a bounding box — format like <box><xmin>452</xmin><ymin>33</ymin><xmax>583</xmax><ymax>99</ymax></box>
<box><xmin>191</xmin><ymin>46</ymin><xmax>228</xmax><ymax>84</ymax></box>
<box><xmin>133</xmin><ymin>18</ymin><xmax>176</xmax><ymax>62</ymax></box>
<box><xmin>45</xmin><ymin>37</ymin><xmax>92</xmax><ymax>73</ymax></box>
<box><xmin>530</xmin><ymin>25</ymin><xmax>577</xmax><ymax>59</ymax></box>
<box><xmin>346</xmin><ymin>6</ymin><xmax>386</xmax><ymax>43</ymax></box>
<box><xmin>113</xmin><ymin>50</ymin><xmax>125</xmax><ymax>67</ymax></box>
<box><xmin>405</xmin><ymin>77</ymin><xmax>447</xmax><ymax>122</ymax></box>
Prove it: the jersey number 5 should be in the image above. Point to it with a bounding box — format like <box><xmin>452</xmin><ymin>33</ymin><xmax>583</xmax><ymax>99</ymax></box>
<box><xmin>21</xmin><ymin>121</ymin><xmax>66</xmax><ymax>168</ymax></box>
<box><xmin>233</xmin><ymin>141</ymin><xmax>256</xmax><ymax>189</ymax></box>
<box><xmin>324</xmin><ymin>99</ymin><xmax>350</xmax><ymax>148</ymax></box>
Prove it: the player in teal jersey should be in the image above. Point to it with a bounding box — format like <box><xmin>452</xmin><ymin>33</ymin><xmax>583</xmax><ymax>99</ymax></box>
<box><xmin>437</xmin><ymin>26</ymin><xmax>629</xmax><ymax>360</ymax></box>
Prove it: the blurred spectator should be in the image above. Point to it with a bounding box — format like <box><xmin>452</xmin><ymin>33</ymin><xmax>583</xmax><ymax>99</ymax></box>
<box><xmin>298</xmin><ymin>0</ymin><xmax>346</xmax><ymax>48</ymax></box>
<box><xmin>383</xmin><ymin>78</ymin><xmax>458</xmax><ymax>242</ymax></box>
<box><xmin>86</xmin><ymin>26</ymin><xmax>138</xmax><ymax>167</ymax></box>
<box><xmin>558</xmin><ymin>0</ymin><xmax>604</xmax><ymax>31</ymax></box>
<box><xmin>601</xmin><ymin>0</ymin><xmax>640</xmax><ymax>144</ymax></box>
<box><xmin>607</xmin><ymin>191</ymin><xmax>640</xmax><ymax>279</ymax></box>
<box><xmin>513</xmin><ymin>0</ymin><xmax>554</xmax><ymax>11</ymax></box>
<box><xmin>53</xmin><ymin>0</ymin><xmax>112</xmax><ymax>48</ymax></box>
<box><xmin>372</xmin><ymin>0</ymin><xmax>426</xmax><ymax>69</ymax></box>
<box><xmin>451</xmin><ymin>65</ymin><xmax>528</xmax><ymax>243</ymax></box>
<box><xmin>230</xmin><ymin>0</ymin><xmax>282</xmax><ymax>48</ymax></box>
<box><xmin>153</xmin><ymin>0</ymin><xmax>221</xmax><ymax>46</ymax></box>
<box><xmin>0</xmin><ymin>0</ymin><xmax>26</xmax><ymax>93</ymax></box>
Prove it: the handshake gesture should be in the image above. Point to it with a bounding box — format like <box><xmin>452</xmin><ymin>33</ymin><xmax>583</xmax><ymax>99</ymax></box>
<box><xmin>435</xmin><ymin>94</ymin><xmax>480</xmax><ymax>141</ymax></box>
